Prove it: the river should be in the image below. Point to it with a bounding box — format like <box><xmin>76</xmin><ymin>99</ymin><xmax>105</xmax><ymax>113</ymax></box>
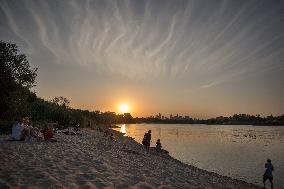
<box><xmin>113</xmin><ymin>124</ymin><xmax>284</xmax><ymax>188</ymax></box>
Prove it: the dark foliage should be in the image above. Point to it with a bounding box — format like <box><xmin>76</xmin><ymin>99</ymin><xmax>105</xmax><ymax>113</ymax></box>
<box><xmin>0</xmin><ymin>41</ymin><xmax>37</xmax><ymax>88</ymax></box>
<box><xmin>134</xmin><ymin>114</ymin><xmax>284</xmax><ymax>126</ymax></box>
<box><xmin>0</xmin><ymin>41</ymin><xmax>37</xmax><ymax>124</ymax></box>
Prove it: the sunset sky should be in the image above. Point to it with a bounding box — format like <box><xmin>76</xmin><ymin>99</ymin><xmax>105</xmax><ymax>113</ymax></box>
<box><xmin>0</xmin><ymin>0</ymin><xmax>283</xmax><ymax>118</ymax></box>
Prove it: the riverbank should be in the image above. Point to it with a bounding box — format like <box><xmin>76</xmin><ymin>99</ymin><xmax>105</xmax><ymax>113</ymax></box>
<box><xmin>0</xmin><ymin>128</ymin><xmax>262</xmax><ymax>189</ymax></box>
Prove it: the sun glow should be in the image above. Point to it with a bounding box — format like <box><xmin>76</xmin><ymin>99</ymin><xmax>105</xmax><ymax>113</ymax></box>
<box><xmin>119</xmin><ymin>104</ymin><xmax>129</xmax><ymax>113</ymax></box>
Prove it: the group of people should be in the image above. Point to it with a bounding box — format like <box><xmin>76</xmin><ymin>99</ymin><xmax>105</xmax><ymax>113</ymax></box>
<box><xmin>11</xmin><ymin>117</ymin><xmax>43</xmax><ymax>141</ymax></box>
<box><xmin>142</xmin><ymin>130</ymin><xmax>162</xmax><ymax>153</ymax></box>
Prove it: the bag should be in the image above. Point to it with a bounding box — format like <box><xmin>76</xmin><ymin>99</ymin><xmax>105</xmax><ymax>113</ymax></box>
<box><xmin>43</xmin><ymin>129</ymin><xmax>54</xmax><ymax>139</ymax></box>
<box><xmin>142</xmin><ymin>134</ymin><xmax>147</xmax><ymax>145</ymax></box>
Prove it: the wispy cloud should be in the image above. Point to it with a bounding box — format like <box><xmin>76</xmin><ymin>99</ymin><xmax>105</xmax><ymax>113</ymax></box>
<box><xmin>200</xmin><ymin>81</ymin><xmax>217</xmax><ymax>89</ymax></box>
<box><xmin>0</xmin><ymin>0</ymin><xmax>283</xmax><ymax>86</ymax></box>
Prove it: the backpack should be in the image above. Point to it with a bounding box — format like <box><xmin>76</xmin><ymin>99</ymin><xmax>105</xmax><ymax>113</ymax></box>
<box><xmin>142</xmin><ymin>133</ymin><xmax>147</xmax><ymax>145</ymax></box>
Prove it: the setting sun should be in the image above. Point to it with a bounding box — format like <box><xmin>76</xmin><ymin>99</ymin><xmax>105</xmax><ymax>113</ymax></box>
<box><xmin>119</xmin><ymin>104</ymin><xmax>129</xmax><ymax>113</ymax></box>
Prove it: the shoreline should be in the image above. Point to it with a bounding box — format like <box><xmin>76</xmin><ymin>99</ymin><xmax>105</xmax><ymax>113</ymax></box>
<box><xmin>111</xmin><ymin>129</ymin><xmax>262</xmax><ymax>188</ymax></box>
<box><xmin>0</xmin><ymin>128</ymin><xmax>262</xmax><ymax>188</ymax></box>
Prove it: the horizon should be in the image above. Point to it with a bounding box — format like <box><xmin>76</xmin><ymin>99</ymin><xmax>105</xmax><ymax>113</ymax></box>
<box><xmin>1</xmin><ymin>0</ymin><xmax>283</xmax><ymax>119</ymax></box>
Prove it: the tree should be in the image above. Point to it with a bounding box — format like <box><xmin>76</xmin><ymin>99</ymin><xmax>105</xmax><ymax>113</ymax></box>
<box><xmin>51</xmin><ymin>96</ymin><xmax>70</xmax><ymax>108</ymax></box>
<box><xmin>0</xmin><ymin>41</ymin><xmax>38</xmax><ymax>121</ymax></box>
<box><xmin>0</xmin><ymin>41</ymin><xmax>37</xmax><ymax>88</ymax></box>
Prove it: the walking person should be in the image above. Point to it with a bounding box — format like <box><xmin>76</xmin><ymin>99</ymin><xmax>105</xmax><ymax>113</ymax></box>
<box><xmin>263</xmin><ymin>158</ymin><xmax>274</xmax><ymax>189</ymax></box>
<box><xmin>142</xmin><ymin>130</ymin><xmax>151</xmax><ymax>152</ymax></box>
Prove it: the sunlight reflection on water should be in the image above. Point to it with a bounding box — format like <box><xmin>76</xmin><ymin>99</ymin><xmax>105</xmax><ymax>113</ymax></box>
<box><xmin>114</xmin><ymin>124</ymin><xmax>284</xmax><ymax>188</ymax></box>
<box><xmin>120</xmin><ymin>124</ymin><xmax>127</xmax><ymax>136</ymax></box>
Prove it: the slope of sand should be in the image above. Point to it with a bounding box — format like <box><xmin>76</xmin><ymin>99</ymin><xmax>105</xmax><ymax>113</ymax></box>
<box><xmin>0</xmin><ymin>129</ymin><xmax>262</xmax><ymax>189</ymax></box>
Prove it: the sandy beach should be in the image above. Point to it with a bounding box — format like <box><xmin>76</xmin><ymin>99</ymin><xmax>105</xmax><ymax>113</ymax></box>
<box><xmin>0</xmin><ymin>128</ymin><xmax>262</xmax><ymax>189</ymax></box>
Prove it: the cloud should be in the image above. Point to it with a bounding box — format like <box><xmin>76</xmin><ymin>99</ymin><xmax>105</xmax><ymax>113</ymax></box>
<box><xmin>0</xmin><ymin>0</ymin><xmax>283</xmax><ymax>84</ymax></box>
<box><xmin>200</xmin><ymin>81</ymin><xmax>217</xmax><ymax>89</ymax></box>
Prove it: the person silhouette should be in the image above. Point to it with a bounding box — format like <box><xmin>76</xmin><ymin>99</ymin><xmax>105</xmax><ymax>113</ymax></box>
<box><xmin>156</xmin><ymin>139</ymin><xmax>162</xmax><ymax>152</ymax></box>
<box><xmin>142</xmin><ymin>130</ymin><xmax>151</xmax><ymax>152</ymax></box>
<box><xmin>263</xmin><ymin>158</ymin><xmax>274</xmax><ymax>189</ymax></box>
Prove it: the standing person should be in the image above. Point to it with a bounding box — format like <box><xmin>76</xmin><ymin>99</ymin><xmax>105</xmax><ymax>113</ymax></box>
<box><xmin>263</xmin><ymin>159</ymin><xmax>274</xmax><ymax>189</ymax></box>
<box><xmin>142</xmin><ymin>130</ymin><xmax>151</xmax><ymax>152</ymax></box>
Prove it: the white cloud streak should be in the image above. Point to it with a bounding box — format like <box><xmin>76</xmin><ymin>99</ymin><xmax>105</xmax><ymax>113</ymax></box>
<box><xmin>0</xmin><ymin>0</ymin><xmax>283</xmax><ymax>87</ymax></box>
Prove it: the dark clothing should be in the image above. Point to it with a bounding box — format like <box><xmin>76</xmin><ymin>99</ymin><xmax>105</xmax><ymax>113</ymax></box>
<box><xmin>156</xmin><ymin>140</ymin><xmax>162</xmax><ymax>152</ymax></box>
<box><xmin>265</xmin><ymin>162</ymin><xmax>274</xmax><ymax>177</ymax></box>
<box><xmin>263</xmin><ymin>161</ymin><xmax>274</xmax><ymax>189</ymax></box>
<box><xmin>263</xmin><ymin>173</ymin><xmax>273</xmax><ymax>183</ymax></box>
<box><xmin>142</xmin><ymin>133</ymin><xmax>151</xmax><ymax>147</ymax></box>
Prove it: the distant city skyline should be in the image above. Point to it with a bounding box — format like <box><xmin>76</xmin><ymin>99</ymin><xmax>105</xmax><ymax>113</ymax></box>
<box><xmin>0</xmin><ymin>0</ymin><xmax>283</xmax><ymax>118</ymax></box>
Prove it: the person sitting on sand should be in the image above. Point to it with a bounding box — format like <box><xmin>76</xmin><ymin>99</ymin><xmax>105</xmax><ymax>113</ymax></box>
<box><xmin>12</xmin><ymin>118</ymin><xmax>31</xmax><ymax>141</ymax></box>
<box><xmin>156</xmin><ymin>139</ymin><xmax>162</xmax><ymax>152</ymax></box>
<box><xmin>263</xmin><ymin>158</ymin><xmax>274</xmax><ymax>189</ymax></box>
<box><xmin>142</xmin><ymin>130</ymin><xmax>151</xmax><ymax>152</ymax></box>
<box><xmin>22</xmin><ymin>117</ymin><xmax>43</xmax><ymax>140</ymax></box>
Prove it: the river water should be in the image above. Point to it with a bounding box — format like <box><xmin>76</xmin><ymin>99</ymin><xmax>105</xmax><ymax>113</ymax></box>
<box><xmin>113</xmin><ymin>124</ymin><xmax>284</xmax><ymax>188</ymax></box>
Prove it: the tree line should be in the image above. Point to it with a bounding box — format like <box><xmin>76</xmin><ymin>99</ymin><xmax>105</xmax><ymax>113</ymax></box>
<box><xmin>133</xmin><ymin>114</ymin><xmax>284</xmax><ymax>125</ymax></box>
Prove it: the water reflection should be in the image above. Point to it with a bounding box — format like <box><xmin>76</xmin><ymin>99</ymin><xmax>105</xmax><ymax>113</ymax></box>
<box><xmin>113</xmin><ymin>124</ymin><xmax>284</xmax><ymax>188</ymax></box>
<box><xmin>120</xmin><ymin>124</ymin><xmax>127</xmax><ymax>136</ymax></box>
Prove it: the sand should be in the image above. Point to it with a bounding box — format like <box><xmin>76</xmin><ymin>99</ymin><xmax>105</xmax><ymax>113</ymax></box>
<box><xmin>0</xmin><ymin>128</ymin><xmax>262</xmax><ymax>189</ymax></box>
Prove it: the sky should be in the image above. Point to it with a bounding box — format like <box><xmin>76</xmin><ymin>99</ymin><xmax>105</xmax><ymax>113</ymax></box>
<box><xmin>0</xmin><ymin>0</ymin><xmax>283</xmax><ymax>118</ymax></box>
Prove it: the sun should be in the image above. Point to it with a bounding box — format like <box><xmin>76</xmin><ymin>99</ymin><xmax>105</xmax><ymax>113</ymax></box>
<box><xmin>119</xmin><ymin>104</ymin><xmax>129</xmax><ymax>113</ymax></box>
